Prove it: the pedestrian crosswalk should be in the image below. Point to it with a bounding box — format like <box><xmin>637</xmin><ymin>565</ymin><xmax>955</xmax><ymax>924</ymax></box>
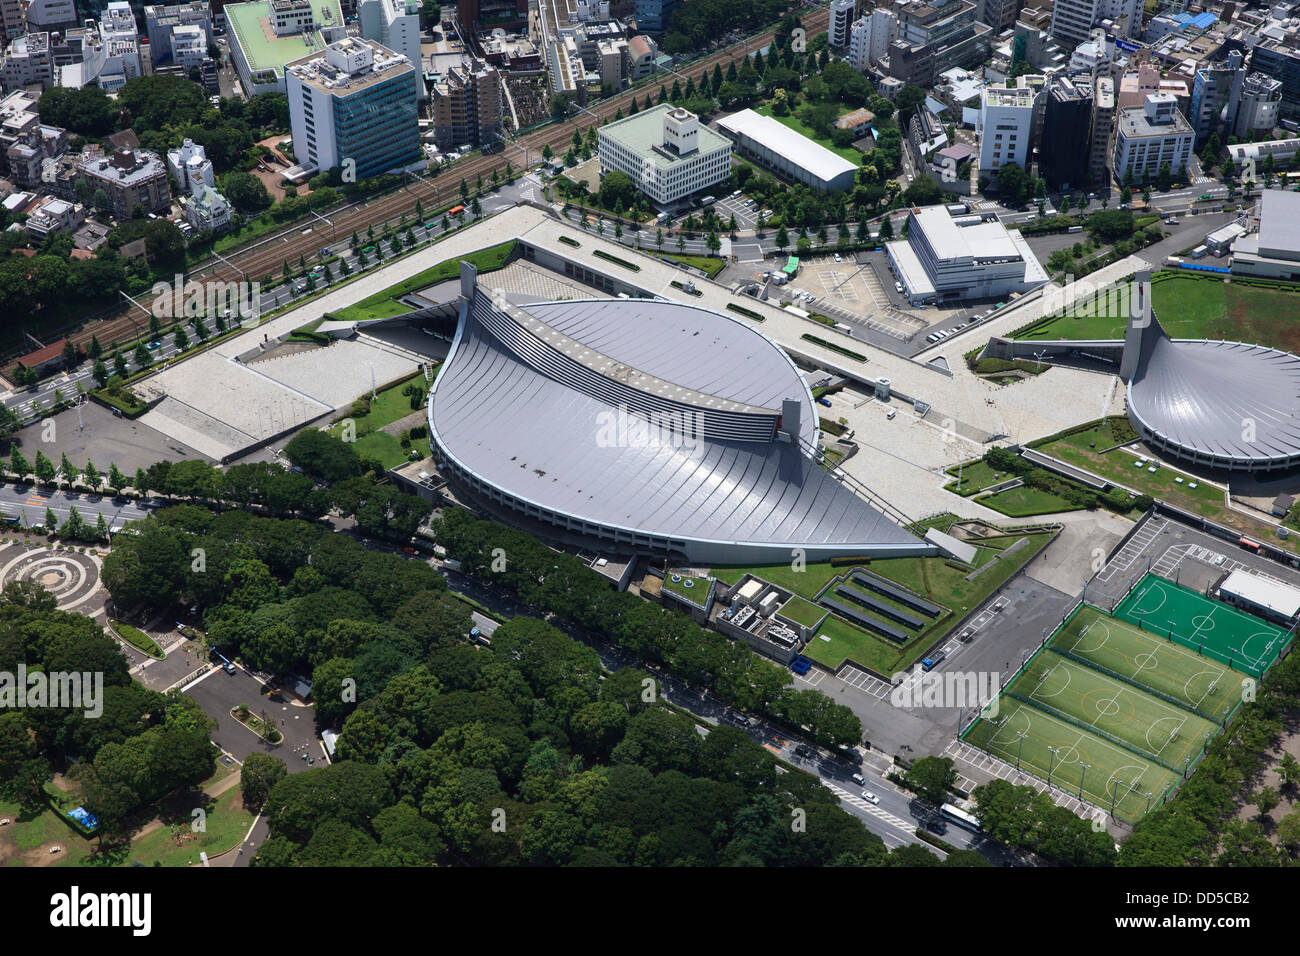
<box><xmin>823</xmin><ymin>780</ymin><xmax>918</xmax><ymax>833</ymax></box>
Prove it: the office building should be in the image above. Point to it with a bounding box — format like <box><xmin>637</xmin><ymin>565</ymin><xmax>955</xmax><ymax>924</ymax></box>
<box><xmin>718</xmin><ymin>108</ymin><xmax>857</xmax><ymax>192</ymax></box>
<box><xmin>430</xmin><ymin>55</ymin><xmax>503</xmax><ymax>151</ymax></box>
<box><xmin>358</xmin><ymin>0</ymin><xmax>423</xmax><ymax>100</ymax></box>
<box><xmin>225</xmin><ymin>0</ymin><xmax>346</xmax><ymax>94</ymax></box>
<box><xmin>1088</xmin><ymin>73</ymin><xmax>1114</xmax><ymax>183</ymax></box>
<box><xmin>285</xmin><ymin>36</ymin><xmax>421</xmax><ymax>179</ymax></box>
<box><xmin>633</xmin><ymin>0</ymin><xmax>679</xmax><ymax>33</ymax></box>
<box><xmin>978</xmin><ymin>81</ymin><xmax>1036</xmax><ymax>175</ymax></box>
<box><xmin>1250</xmin><ymin>37</ymin><xmax>1300</xmax><ymax>123</ymax></box>
<box><xmin>1040</xmin><ymin>74</ymin><xmax>1092</xmax><ymax>189</ymax></box>
<box><xmin>894</xmin><ymin>0</ymin><xmax>991</xmax><ymax>76</ymax></box>
<box><xmin>23</xmin><ymin>0</ymin><xmax>77</xmax><ymax>33</ymax></box>
<box><xmin>829</xmin><ymin>0</ymin><xmax>855</xmax><ymax>49</ymax></box>
<box><xmin>1112</xmin><ymin>93</ymin><xmax>1193</xmax><ymax>184</ymax></box>
<box><xmin>1234</xmin><ymin>73</ymin><xmax>1282</xmax><ymax>141</ymax></box>
<box><xmin>143</xmin><ymin>2</ymin><xmax>212</xmax><ymax>63</ymax></box>
<box><xmin>1049</xmin><ymin>0</ymin><xmax>1138</xmax><ymax>49</ymax></box>
<box><xmin>1189</xmin><ymin>50</ymin><xmax>1242</xmax><ymax>146</ymax></box>
<box><xmin>1</xmin><ymin>31</ymin><xmax>52</xmax><ymax>88</ymax></box>
<box><xmin>886</xmin><ymin>204</ymin><xmax>1048</xmax><ymax>303</ymax></box>
<box><xmin>848</xmin><ymin>8</ymin><xmax>896</xmax><ymax>71</ymax></box>
<box><xmin>77</xmin><ymin>147</ymin><xmax>172</xmax><ymax>219</ymax></box>
<box><xmin>598</xmin><ymin>104</ymin><xmax>732</xmax><ymax>204</ymax></box>
<box><xmin>976</xmin><ymin>0</ymin><xmax>1021</xmax><ymax>33</ymax></box>
<box><xmin>455</xmin><ymin>0</ymin><xmax>527</xmax><ymax>34</ymax></box>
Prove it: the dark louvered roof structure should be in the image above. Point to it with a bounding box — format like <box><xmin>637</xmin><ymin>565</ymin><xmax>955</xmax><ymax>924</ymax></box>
<box><xmin>427</xmin><ymin>286</ymin><xmax>930</xmax><ymax>563</ymax></box>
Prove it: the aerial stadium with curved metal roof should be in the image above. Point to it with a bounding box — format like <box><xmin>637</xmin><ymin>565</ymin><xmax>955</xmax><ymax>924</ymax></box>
<box><xmin>426</xmin><ymin>264</ymin><xmax>932</xmax><ymax>564</ymax></box>
<box><xmin>1126</xmin><ymin>318</ymin><xmax>1300</xmax><ymax>474</ymax></box>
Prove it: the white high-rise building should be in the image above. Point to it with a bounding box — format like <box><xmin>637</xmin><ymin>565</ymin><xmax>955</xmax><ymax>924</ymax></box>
<box><xmin>1049</xmin><ymin>0</ymin><xmax>1138</xmax><ymax>49</ymax></box>
<box><xmin>358</xmin><ymin>0</ymin><xmax>424</xmax><ymax>100</ymax></box>
<box><xmin>978</xmin><ymin>82</ymin><xmax>1036</xmax><ymax>174</ymax></box>
<box><xmin>848</xmin><ymin>8</ymin><xmax>896</xmax><ymax>71</ymax></box>
<box><xmin>829</xmin><ymin>0</ymin><xmax>856</xmax><ymax>49</ymax></box>
<box><xmin>1234</xmin><ymin>73</ymin><xmax>1282</xmax><ymax>141</ymax></box>
<box><xmin>1112</xmin><ymin>93</ymin><xmax>1194</xmax><ymax>183</ymax></box>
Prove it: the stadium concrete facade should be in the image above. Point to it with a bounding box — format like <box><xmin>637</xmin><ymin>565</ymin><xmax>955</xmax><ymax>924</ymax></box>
<box><xmin>426</xmin><ymin>262</ymin><xmax>933</xmax><ymax>564</ymax></box>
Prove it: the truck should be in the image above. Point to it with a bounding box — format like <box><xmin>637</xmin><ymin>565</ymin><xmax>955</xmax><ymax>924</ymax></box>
<box><xmin>443</xmin><ymin>558</ymin><xmax>463</xmax><ymax>572</ymax></box>
<box><xmin>920</xmin><ymin>651</ymin><xmax>946</xmax><ymax>672</ymax></box>
<box><xmin>833</xmin><ymin>323</ymin><xmax>854</xmax><ymax>336</ymax></box>
<box><xmin>1066</xmin><ymin>225</ymin><xmax>1083</xmax><ymax>233</ymax></box>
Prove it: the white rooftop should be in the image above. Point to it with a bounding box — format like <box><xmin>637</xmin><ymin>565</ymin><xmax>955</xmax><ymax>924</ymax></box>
<box><xmin>1257</xmin><ymin>188</ymin><xmax>1300</xmax><ymax>258</ymax></box>
<box><xmin>716</xmin><ymin>109</ymin><xmax>858</xmax><ymax>183</ymax></box>
<box><xmin>1219</xmin><ymin>569</ymin><xmax>1300</xmax><ymax>620</ymax></box>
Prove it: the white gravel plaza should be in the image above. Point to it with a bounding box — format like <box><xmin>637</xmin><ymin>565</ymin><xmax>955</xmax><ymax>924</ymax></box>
<box><xmin>136</xmin><ymin>206</ymin><xmax>548</xmax><ymax>460</ymax></box>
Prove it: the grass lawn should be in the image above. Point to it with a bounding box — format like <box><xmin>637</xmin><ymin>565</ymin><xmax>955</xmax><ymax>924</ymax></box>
<box><xmin>327</xmin><ymin>371</ymin><xmax>427</xmax><ymax>468</ymax></box>
<box><xmin>1037</xmin><ymin>436</ymin><xmax>1225</xmax><ymax>516</ymax></box>
<box><xmin>328</xmin><ymin>240</ymin><xmax>516</xmax><ymax>323</ymax></box>
<box><xmin>1032</xmin><ymin>429</ymin><xmax>1300</xmax><ymax>557</ymax></box>
<box><xmin>944</xmin><ymin>459</ymin><xmax>1007</xmax><ymax>496</ymax></box>
<box><xmin>655</xmin><ymin>253</ymin><xmax>726</xmax><ymax>278</ymax></box>
<box><xmin>755</xmin><ymin>102</ymin><xmax>864</xmax><ymax>164</ymax></box>
<box><xmin>111</xmin><ymin>620</ymin><xmax>163</xmax><ymax>658</ymax></box>
<box><xmin>713</xmin><ymin>531</ymin><xmax>1053</xmax><ymax>673</ymax></box>
<box><xmin>125</xmin><ymin>784</ymin><xmax>252</xmax><ymax>867</ymax></box>
<box><xmin>661</xmin><ymin>572</ymin><xmax>710</xmax><ymax>605</ymax></box>
<box><xmin>0</xmin><ymin>796</ymin><xmax>98</xmax><ymax>867</ymax></box>
<box><xmin>1019</xmin><ymin>275</ymin><xmax>1300</xmax><ymax>352</ymax></box>
<box><xmin>976</xmin><ymin>484</ymin><xmax>1081</xmax><ymax>517</ymax></box>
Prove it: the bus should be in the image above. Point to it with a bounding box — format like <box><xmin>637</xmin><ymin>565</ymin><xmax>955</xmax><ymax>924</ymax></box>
<box><xmin>940</xmin><ymin>802</ymin><xmax>982</xmax><ymax>833</ymax></box>
<box><xmin>449</xmin><ymin>204</ymin><xmax>466</xmax><ymax>217</ymax></box>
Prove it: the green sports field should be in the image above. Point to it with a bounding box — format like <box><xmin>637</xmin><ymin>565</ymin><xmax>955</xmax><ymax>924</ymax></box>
<box><xmin>1007</xmin><ymin>653</ymin><xmax>1218</xmax><ymax>770</ymax></box>
<box><xmin>1115</xmin><ymin>573</ymin><xmax>1292</xmax><ymax>679</ymax></box>
<box><xmin>1050</xmin><ymin>604</ymin><xmax>1245</xmax><ymax>723</ymax></box>
<box><xmin>964</xmin><ymin>696</ymin><xmax>1180</xmax><ymax>822</ymax></box>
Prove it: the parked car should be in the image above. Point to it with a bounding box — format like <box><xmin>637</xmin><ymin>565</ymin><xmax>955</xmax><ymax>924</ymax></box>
<box><xmin>833</xmin><ymin>253</ymin><xmax>841</xmax><ymax>262</ymax></box>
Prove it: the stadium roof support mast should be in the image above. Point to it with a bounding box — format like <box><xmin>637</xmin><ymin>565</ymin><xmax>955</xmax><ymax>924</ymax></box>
<box><xmin>1118</xmin><ymin>268</ymin><xmax>1153</xmax><ymax>381</ymax></box>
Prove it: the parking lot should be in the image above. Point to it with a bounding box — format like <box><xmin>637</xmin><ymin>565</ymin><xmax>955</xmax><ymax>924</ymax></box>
<box><xmin>185</xmin><ymin>664</ymin><xmax>325</xmax><ymax>768</ymax></box>
<box><xmin>713</xmin><ymin>192</ymin><xmax>764</xmax><ymax>231</ymax></box>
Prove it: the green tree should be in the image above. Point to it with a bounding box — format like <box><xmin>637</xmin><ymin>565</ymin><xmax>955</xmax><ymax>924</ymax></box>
<box><xmin>241</xmin><ymin>753</ymin><xmax>288</xmax><ymax>811</ymax></box>
<box><xmin>904</xmin><ymin>756</ymin><xmax>958</xmax><ymax>805</ymax></box>
<box><xmin>91</xmin><ymin>360</ymin><xmax>109</xmax><ymax>388</ymax></box>
<box><xmin>9</xmin><ymin>447</ymin><xmax>29</xmax><ymax>478</ymax></box>
<box><xmin>34</xmin><ymin>451</ymin><xmax>55</xmax><ymax>485</ymax></box>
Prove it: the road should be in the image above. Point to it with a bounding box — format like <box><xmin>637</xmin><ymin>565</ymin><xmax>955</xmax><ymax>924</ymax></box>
<box><xmin>0</xmin><ymin>483</ymin><xmax>150</xmax><ymax>529</ymax></box>
<box><xmin>39</xmin><ymin>4</ymin><xmax>832</xmax><ymax>365</ymax></box>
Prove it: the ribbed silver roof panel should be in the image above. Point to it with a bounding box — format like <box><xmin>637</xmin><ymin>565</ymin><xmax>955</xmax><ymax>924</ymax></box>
<box><xmin>1128</xmin><ymin>331</ymin><xmax>1300</xmax><ymax>466</ymax></box>
<box><xmin>429</xmin><ymin>292</ymin><xmax>921</xmax><ymax>552</ymax></box>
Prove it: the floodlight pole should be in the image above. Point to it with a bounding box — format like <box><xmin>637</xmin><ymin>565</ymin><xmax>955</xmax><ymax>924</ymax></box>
<box><xmin>1014</xmin><ymin>730</ymin><xmax>1027</xmax><ymax>770</ymax></box>
<box><xmin>1078</xmin><ymin>762</ymin><xmax>1091</xmax><ymax>800</ymax></box>
<box><xmin>1108</xmin><ymin>773</ymin><xmax>1119</xmax><ymax>818</ymax></box>
<box><xmin>1047</xmin><ymin>745</ymin><xmax>1058</xmax><ymax>786</ymax></box>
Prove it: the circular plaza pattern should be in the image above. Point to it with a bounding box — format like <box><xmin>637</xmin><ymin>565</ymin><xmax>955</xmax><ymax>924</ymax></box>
<box><xmin>0</xmin><ymin>545</ymin><xmax>102</xmax><ymax>610</ymax></box>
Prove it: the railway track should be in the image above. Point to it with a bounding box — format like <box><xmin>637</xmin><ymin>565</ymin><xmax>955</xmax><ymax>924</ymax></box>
<box><xmin>66</xmin><ymin>4</ymin><xmax>830</xmax><ymax>358</ymax></box>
